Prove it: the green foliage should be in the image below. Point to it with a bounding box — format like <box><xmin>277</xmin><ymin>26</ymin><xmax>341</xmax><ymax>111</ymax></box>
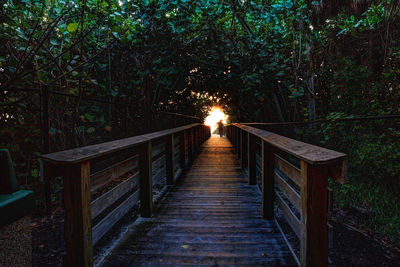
<box><xmin>1</xmin><ymin>0</ymin><xmax>400</xmax><ymax>243</ymax></box>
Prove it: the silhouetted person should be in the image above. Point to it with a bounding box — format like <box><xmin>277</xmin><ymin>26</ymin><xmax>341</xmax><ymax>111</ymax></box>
<box><xmin>217</xmin><ymin>120</ymin><xmax>224</xmax><ymax>137</ymax></box>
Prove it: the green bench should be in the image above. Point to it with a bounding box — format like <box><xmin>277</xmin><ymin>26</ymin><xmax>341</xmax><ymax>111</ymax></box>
<box><xmin>0</xmin><ymin>149</ymin><xmax>35</xmax><ymax>266</ymax></box>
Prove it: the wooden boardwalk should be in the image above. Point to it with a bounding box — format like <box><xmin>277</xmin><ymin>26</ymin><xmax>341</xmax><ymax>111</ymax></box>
<box><xmin>102</xmin><ymin>136</ymin><xmax>296</xmax><ymax>266</ymax></box>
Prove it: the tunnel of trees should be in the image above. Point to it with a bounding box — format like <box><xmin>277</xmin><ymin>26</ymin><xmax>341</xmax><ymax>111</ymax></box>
<box><xmin>1</xmin><ymin>0</ymin><xmax>400</xmax><ymax>262</ymax></box>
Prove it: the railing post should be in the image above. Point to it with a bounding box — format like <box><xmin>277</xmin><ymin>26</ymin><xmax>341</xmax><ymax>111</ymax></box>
<box><xmin>300</xmin><ymin>161</ymin><xmax>328</xmax><ymax>267</ymax></box>
<box><xmin>62</xmin><ymin>161</ymin><xmax>93</xmax><ymax>266</ymax></box>
<box><xmin>180</xmin><ymin>131</ymin><xmax>187</xmax><ymax>167</ymax></box>
<box><xmin>166</xmin><ymin>134</ymin><xmax>174</xmax><ymax>185</ymax></box>
<box><xmin>195</xmin><ymin>126</ymin><xmax>199</xmax><ymax>150</ymax></box>
<box><xmin>140</xmin><ymin>141</ymin><xmax>152</xmax><ymax>218</ymax></box>
<box><xmin>248</xmin><ymin>134</ymin><xmax>256</xmax><ymax>185</ymax></box>
<box><xmin>241</xmin><ymin>131</ymin><xmax>246</xmax><ymax>168</ymax></box>
<box><xmin>262</xmin><ymin>141</ymin><xmax>274</xmax><ymax>219</ymax></box>
<box><xmin>237</xmin><ymin>128</ymin><xmax>241</xmax><ymax>159</ymax></box>
<box><xmin>188</xmin><ymin>128</ymin><xmax>194</xmax><ymax>159</ymax></box>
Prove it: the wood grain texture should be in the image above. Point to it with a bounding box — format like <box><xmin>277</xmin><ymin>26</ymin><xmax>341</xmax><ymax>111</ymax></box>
<box><xmin>41</xmin><ymin>123</ymin><xmax>201</xmax><ymax>164</ymax></box>
<box><xmin>92</xmin><ymin>189</ymin><xmax>140</xmax><ymax>245</ymax></box>
<box><xmin>91</xmin><ymin>172</ymin><xmax>140</xmax><ymax>219</ymax></box>
<box><xmin>62</xmin><ymin>161</ymin><xmax>93</xmax><ymax>267</ymax></box>
<box><xmin>262</xmin><ymin>141</ymin><xmax>275</xmax><ymax>219</ymax></box>
<box><xmin>101</xmin><ymin>136</ymin><xmax>296</xmax><ymax>266</ymax></box>
<box><xmin>140</xmin><ymin>141</ymin><xmax>152</xmax><ymax>218</ymax></box>
<box><xmin>275</xmin><ymin>154</ymin><xmax>301</xmax><ymax>187</ymax></box>
<box><xmin>300</xmin><ymin>160</ymin><xmax>328</xmax><ymax>267</ymax></box>
<box><xmin>179</xmin><ymin>131</ymin><xmax>187</xmax><ymax>168</ymax></box>
<box><xmin>275</xmin><ymin>190</ymin><xmax>301</xmax><ymax>238</ymax></box>
<box><xmin>166</xmin><ymin>134</ymin><xmax>175</xmax><ymax>185</ymax></box>
<box><xmin>234</xmin><ymin>124</ymin><xmax>346</xmax><ymax>164</ymax></box>
<box><xmin>90</xmin><ymin>155</ymin><xmax>139</xmax><ymax>192</ymax></box>
<box><xmin>247</xmin><ymin>133</ymin><xmax>257</xmax><ymax>185</ymax></box>
<box><xmin>274</xmin><ymin>170</ymin><xmax>301</xmax><ymax>211</ymax></box>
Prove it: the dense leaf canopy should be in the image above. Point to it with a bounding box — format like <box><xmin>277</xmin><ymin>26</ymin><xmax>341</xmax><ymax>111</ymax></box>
<box><xmin>1</xmin><ymin>0</ymin><xmax>400</xmax><ymax>244</ymax></box>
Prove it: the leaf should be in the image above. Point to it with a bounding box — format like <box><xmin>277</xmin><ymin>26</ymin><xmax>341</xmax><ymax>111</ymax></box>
<box><xmin>50</xmin><ymin>38</ymin><xmax>59</xmax><ymax>45</ymax></box>
<box><xmin>86</xmin><ymin>127</ymin><xmax>95</xmax><ymax>134</ymax></box>
<box><xmin>67</xmin><ymin>22</ymin><xmax>79</xmax><ymax>33</ymax></box>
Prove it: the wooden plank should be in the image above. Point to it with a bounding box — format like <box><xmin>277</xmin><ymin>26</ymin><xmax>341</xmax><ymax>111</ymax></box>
<box><xmin>241</xmin><ymin>130</ymin><xmax>246</xmax><ymax>166</ymax></box>
<box><xmin>180</xmin><ymin>131</ymin><xmax>187</xmax><ymax>168</ymax></box>
<box><xmin>90</xmin><ymin>155</ymin><xmax>139</xmax><ymax>192</ymax></box>
<box><xmin>275</xmin><ymin>155</ymin><xmax>301</xmax><ymax>187</ymax></box>
<box><xmin>92</xmin><ymin>189</ymin><xmax>140</xmax><ymax>245</ymax></box>
<box><xmin>91</xmin><ymin>172</ymin><xmax>140</xmax><ymax>219</ymax></box>
<box><xmin>62</xmin><ymin>161</ymin><xmax>93</xmax><ymax>266</ymax></box>
<box><xmin>152</xmin><ymin>155</ymin><xmax>165</xmax><ymax>174</ymax></box>
<box><xmin>275</xmin><ymin>190</ymin><xmax>301</xmax><ymax>238</ymax></box>
<box><xmin>274</xmin><ymin>218</ymin><xmax>300</xmax><ymax>266</ymax></box>
<box><xmin>300</xmin><ymin>160</ymin><xmax>328</xmax><ymax>267</ymax></box>
<box><xmin>166</xmin><ymin>134</ymin><xmax>174</xmax><ymax>185</ymax></box>
<box><xmin>274</xmin><ymin>170</ymin><xmax>301</xmax><ymax>211</ymax></box>
<box><xmin>140</xmin><ymin>141</ymin><xmax>152</xmax><ymax>218</ymax></box>
<box><xmin>174</xmin><ymin>168</ymin><xmax>183</xmax><ymax>183</ymax></box>
<box><xmin>262</xmin><ymin>141</ymin><xmax>274</xmax><ymax>219</ymax></box>
<box><xmin>41</xmin><ymin>123</ymin><xmax>201</xmax><ymax>164</ymax></box>
<box><xmin>248</xmin><ymin>134</ymin><xmax>256</xmax><ymax>185</ymax></box>
<box><xmin>152</xmin><ymin>142</ymin><xmax>166</xmax><ymax>158</ymax></box>
<box><xmin>233</xmin><ymin>124</ymin><xmax>346</xmax><ymax>164</ymax></box>
<box><xmin>153</xmin><ymin>167</ymin><xmax>166</xmax><ymax>185</ymax></box>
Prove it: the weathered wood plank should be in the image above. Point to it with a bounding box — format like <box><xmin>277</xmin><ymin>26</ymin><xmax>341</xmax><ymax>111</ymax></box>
<box><xmin>92</xmin><ymin>189</ymin><xmax>140</xmax><ymax>245</ymax></box>
<box><xmin>101</xmin><ymin>136</ymin><xmax>296</xmax><ymax>266</ymax></box>
<box><xmin>275</xmin><ymin>155</ymin><xmax>301</xmax><ymax>187</ymax></box>
<box><xmin>41</xmin><ymin>123</ymin><xmax>201</xmax><ymax>164</ymax></box>
<box><xmin>248</xmin><ymin>133</ymin><xmax>257</xmax><ymax>185</ymax></box>
<box><xmin>274</xmin><ymin>170</ymin><xmax>301</xmax><ymax>211</ymax></box>
<box><xmin>275</xmin><ymin>190</ymin><xmax>301</xmax><ymax>238</ymax></box>
<box><xmin>234</xmin><ymin>124</ymin><xmax>346</xmax><ymax>164</ymax></box>
<box><xmin>300</xmin><ymin>160</ymin><xmax>328</xmax><ymax>267</ymax></box>
<box><xmin>140</xmin><ymin>141</ymin><xmax>152</xmax><ymax>218</ymax></box>
<box><xmin>90</xmin><ymin>155</ymin><xmax>139</xmax><ymax>192</ymax></box>
<box><xmin>152</xmin><ymin>142</ymin><xmax>165</xmax><ymax>158</ymax></box>
<box><xmin>262</xmin><ymin>141</ymin><xmax>274</xmax><ymax>219</ymax></box>
<box><xmin>62</xmin><ymin>161</ymin><xmax>93</xmax><ymax>266</ymax></box>
<box><xmin>166</xmin><ymin>134</ymin><xmax>174</xmax><ymax>185</ymax></box>
<box><xmin>91</xmin><ymin>172</ymin><xmax>140</xmax><ymax>219</ymax></box>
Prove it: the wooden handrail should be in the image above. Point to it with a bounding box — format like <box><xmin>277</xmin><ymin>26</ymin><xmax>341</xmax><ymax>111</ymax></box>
<box><xmin>233</xmin><ymin>123</ymin><xmax>346</xmax><ymax>165</ymax></box>
<box><xmin>226</xmin><ymin>124</ymin><xmax>347</xmax><ymax>267</ymax></box>
<box><xmin>41</xmin><ymin>123</ymin><xmax>211</xmax><ymax>266</ymax></box>
<box><xmin>41</xmin><ymin>123</ymin><xmax>202</xmax><ymax>164</ymax></box>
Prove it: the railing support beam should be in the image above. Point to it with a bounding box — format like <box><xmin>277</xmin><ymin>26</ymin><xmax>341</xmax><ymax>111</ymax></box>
<box><xmin>262</xmin><ymin>141</ymin><xmax>274</xmax><ymax>219</ymax></box>
<box><xmin>166</xmin><ymin>134</ymin><xmax>175</xmax><ymax>185</ymax></box>
<box><xmin>180</xmin><ymin>131</ymin><xmax>187</xmax><ymax>168</ymax></box>
<box><xmin>300</xmin><ymin>161</ymin><xmax>328</xmax><ymax>267</ymax></box>
<box><xmin>63</xmin><ymin>161</ymin><xmax>93</xmax><ymax>267</ymax></box>
<box><xmin>140</xmin><ymin>141</ymin><xmax>152</xmax><ymax>217</ymax></box>
<box><xmin>248</xmin><ymin>134</ymin><xmax>257</xmax><ymax>185</ymax></box>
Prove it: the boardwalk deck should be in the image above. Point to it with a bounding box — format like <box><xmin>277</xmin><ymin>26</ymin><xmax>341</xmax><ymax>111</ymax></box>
<box><xmin>101</xmin><ymin>136</ymin><xmax>296</xmax><ymax>266</ymax></box>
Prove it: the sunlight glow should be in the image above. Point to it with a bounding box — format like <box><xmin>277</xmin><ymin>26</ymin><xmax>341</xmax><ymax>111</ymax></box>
<box><xmin>204</xmin><ymin>107</ymin><xmax>228</xmax><ymax>133</ymax></box>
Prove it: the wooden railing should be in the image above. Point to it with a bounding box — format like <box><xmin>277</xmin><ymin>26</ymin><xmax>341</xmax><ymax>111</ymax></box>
<box><xmin>41</xmin><ymin>123</ymin><xmax>211</xmax><ymax>266</ymax></box>
<box><xmin>226</xmin><ymin>123</ymin><xmax>346</xmax><ymax>267</ymax></box>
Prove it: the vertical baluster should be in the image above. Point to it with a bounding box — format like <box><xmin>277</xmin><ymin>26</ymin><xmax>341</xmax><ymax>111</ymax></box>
<box><xmin>140</xmin><ymin>141</ymin><xmax>152</xmax><ymax>218</ymax></box>
<box><xmin>248</xmin><ymin>134</ymin><xmax>256</xmax><ymax>185</ymax></box>
<box><xmin>63</xmin><ymin>161</ymin><xmax>93</xmax><ymax>266</ymax></box>
<box><xmin>300</xmin><ymin>161</ymin><xmax>328</xmax><ymax>267</ymax></box>
<box><xmin>166</xmin><ymin>134</ymin><xmax>174</xmax><ymax>185</ymax></box>
<box><xmin>262</xmin><ymin>141</ymin><xmax>274</xmax><ymax>219</ymax></box>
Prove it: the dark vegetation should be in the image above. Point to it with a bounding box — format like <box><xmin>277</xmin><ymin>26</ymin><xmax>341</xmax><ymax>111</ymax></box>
<box><xmin>1</xmin><ymin>0</ymin><xmax>399</xmax><ymax>257</ymax></box>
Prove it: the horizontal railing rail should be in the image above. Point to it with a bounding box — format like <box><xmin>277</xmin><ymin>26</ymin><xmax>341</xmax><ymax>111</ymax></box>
<box><xmin>226</xmin><ymin>123</ymin><xmax>347</xmax><ymax>267</ymax></box>
<box><xmin>41</xmin><ymin>123</ymin><xmax>211</xmax><ymax>266</ymax></box>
